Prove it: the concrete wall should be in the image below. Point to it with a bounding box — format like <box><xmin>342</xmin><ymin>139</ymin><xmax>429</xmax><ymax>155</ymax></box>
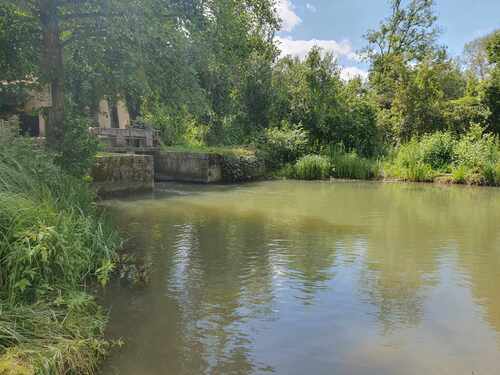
<box><xmin>153</xmin><ymin>151</ymin><xmax>265</xmax><ymax>184</ymax></box>
<box><xmin>116</xmin><ymin>99</ymin><xmax>130</xmax><ymax>129</ymax></box>
<box><xmin>23</xmin><ymin>85</ymin><xmax>49</xmax><ymax>137</ymax></box>
<box><xmin>154</xmin><ymin>151</ymin><xmax>222</xmax><ymax>183</ymax></box>
<box><xmin>97</xmin><ymin>98</ymin><xmax>130</xmax><ymax>129</ymax></box>
<box><xmin>98</xmin><ymin>99</ymin><xmax>111</xmax><ymax>129</ymax></box>
<box><xmin>91</xmin><ymin>154</ymin><xmax>154</xmax><ymax>196</ymax></box>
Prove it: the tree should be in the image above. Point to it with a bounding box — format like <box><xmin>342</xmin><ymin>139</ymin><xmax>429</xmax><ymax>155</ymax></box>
<box><xmin>463</xmin><ymin>30</ymin><xmax>500</xmax><ymax>80</ymax></box>
<box><xmin>2</xmin><ymin>0</ymin><xmax>207</xmax><ymax>149</ymax></box>
<box><xmin>0</xmin><ymin>4</ymin><xmax>39</xmax><ymax>82</ymax></box>
<box><xmin>364</xmin><ymin>0</ymin><xmax>439</xmax><ymax>63</ymax></box>
<box><xmin>270</xmin><ymin>48</ymin><xmax>379</xmax><ymax>156</ymax></box>
<box><xmin>190</xmin><ymin>0</ymin><xmax>279</xmax><ymax>144</ymax></box>
<box><xmin>378</xmin><ymin>52</ymin><xmax>468</xmax><ymax>141</ymax></box>
<box><xmin>364</xmin><ymin>0</ymin><xmax>439</xmax><ymax>109</ymax></box>
<box><xmin>483</xmin><ymin>31</ymin><xmax>500</xmax><ymax>133</ymax></box>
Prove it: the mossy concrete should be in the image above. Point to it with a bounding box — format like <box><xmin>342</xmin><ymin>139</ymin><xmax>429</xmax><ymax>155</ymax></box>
<box><xmin>153</xmin><ymin>151</ymin><xmax>264</xmax><ymax>183</ymax></box>
<box><xmin>154</xmin><ymin>151</ymin><xmax>223</xmax><ymax>183</ymax></box>
<box><xmin>91</xmin><ymin>154</ymin><xmax>154</xmax><ymax>196</ymax></box>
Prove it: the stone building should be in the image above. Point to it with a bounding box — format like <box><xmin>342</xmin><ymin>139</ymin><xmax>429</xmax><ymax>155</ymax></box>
<box><xmin>0</xmin><ymin>80</ymin><xmax>131</xmax><ymax>137</ymax></box>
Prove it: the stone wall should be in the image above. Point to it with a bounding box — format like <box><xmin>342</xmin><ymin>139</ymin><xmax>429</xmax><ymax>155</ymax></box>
<box><xmin>154</xmin><ymin>151</ymin><xmax>222</xmax><ymax>183</ymax></box>
<box><xmin>91</xmin><ymin>154</ymin><xmax>154</xmax><ymax>196</ymax></box>
<box><xmin>153</xmin><ymin>151</ymin><xmax>265</xmax><ymax>184</ymax></box>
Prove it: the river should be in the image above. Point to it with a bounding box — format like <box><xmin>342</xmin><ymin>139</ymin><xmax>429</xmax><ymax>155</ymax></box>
<box><xmin>101</xmin><ymin>180</ymin><xmax>500</xmax><ymax>375</ymax></box>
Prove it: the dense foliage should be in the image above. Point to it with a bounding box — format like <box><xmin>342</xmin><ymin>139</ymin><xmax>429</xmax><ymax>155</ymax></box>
<box><xmin>1</xmin><ymin>0</ymin><xmax>498</xmax><ymax>164</ymax></box>
<box><xmin>0</xmin><ymin>133</ymin><xmax>119</xmax><ymax>374</ymax></box>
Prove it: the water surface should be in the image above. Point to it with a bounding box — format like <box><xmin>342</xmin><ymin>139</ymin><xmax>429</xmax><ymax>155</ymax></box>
<box><xmin>102</xmin><ymin>180</ymin><xmax>500</xmax><ymax>375</ymax></box>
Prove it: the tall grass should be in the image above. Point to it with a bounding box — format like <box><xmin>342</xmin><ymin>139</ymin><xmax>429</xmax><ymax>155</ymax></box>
<box><xmin>0</xmin><ymin>137</ymin><xmax>120</xmax><ymax>374</ymax></box>
<box><xmin>384</xmin><ymin>140</ymin><xmax>436</xmax><ymax>182</ymax></box>
<box><xmin>0</xmin><ymin>297</ymin><xmax>109</xmax><ymax>375</ymax></box>
<box><xmin>292</xmin><ymin>154</ymin><xmax>331</xmax><ymax>180</ymax></box>
<box><xmin>328</xmin><ymin>146</ymin><xmax>381</xmax><ymax>180</ymax></box>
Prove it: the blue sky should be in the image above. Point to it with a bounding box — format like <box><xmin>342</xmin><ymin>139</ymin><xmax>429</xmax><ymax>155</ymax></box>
<box><xmin>276</xmin><ymin>0</ymin><xmax>500</xmax><ymax>79</ymax></box>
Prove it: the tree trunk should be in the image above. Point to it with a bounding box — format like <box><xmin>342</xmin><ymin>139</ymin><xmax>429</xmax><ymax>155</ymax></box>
<box><xmin>39</xmin><ymin>0</ymin><xmax>65</xmax><ymax>149</ymax></box>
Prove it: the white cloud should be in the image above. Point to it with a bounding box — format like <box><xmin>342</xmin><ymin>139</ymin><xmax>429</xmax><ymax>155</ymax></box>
<box><xmin>275</xmin><ymin>36</ymin><xmax>367</xmax><ymax>81</ymax></box>
<box><xmin>276</xmin><ymin>0</ymin><xmax>301</xmax><ymax>32</ymax></box>
<box><xmin>306</xmin><ymin>3</ymin><xmax>317</xmax><ymax>13</ymax></box>
<box><xmin>340</xmin><ymin>67</ymin><xmax>368</xmax><ymax>81</ymax></box>
<box><xmin>276</xmin><ymin>36</ymin><xmax>359</xmax><ymax>61</ymax></box>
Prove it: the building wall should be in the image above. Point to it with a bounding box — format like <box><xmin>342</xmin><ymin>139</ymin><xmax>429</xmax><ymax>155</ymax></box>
<box><xmin>13</xmin><ymin>86</ymin><xmax>131</xmax><ymax>135</ymax></box>
<box><xmin>116</xmin><ymin>99</ymin><xmax>130</xmax><ymax>129</ymax></box>
<box><xmin>97</xmin><ymin>98</ymin><xmax>130</xmax><ymax>129</ymax></box>
<box><xmin>98</xmin><ymin>99</ymin><xmax>111</xmax><ymax>129</ymax></box>
<box><xmin>38</xmin><ymin>113</ymin><xmax>46</xmax><ymax>137</ymax></box>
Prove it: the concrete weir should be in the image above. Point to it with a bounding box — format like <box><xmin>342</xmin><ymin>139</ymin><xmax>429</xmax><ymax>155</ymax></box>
<box><xmin>154</xmin><ymin>151</ymin><xmax>222</xmax><ymax>183</ymax></box>
<box><xmin>91</xmin><ymin>153</ymin><xmax>154</xmax><ymax>196</ymax></box>
<box><xmin>91</xmin><ymin>150</ymin><xmax>264</xmax><ymax>195</ymax></box>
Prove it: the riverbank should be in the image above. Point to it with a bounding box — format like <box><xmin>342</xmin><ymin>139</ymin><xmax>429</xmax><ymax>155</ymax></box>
<box><xmin>269</xmin><ymin>126</ymin><xmax>500</xmax><ymax>188</ymax></box>
<box><xmin>0</xmin><ymin>139</ymin><xmax>120</xmax><ymax>375</ymax></box>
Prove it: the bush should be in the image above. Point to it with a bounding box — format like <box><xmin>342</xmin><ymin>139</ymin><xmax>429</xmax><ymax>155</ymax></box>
<box><xmin>43</xmin><ymin>111</ymin><xmax>99</xmax><ymax>178</ymax></box>
<box><xmin>418</xmin><ymin>132</ymin><xmax>455</xmax><ymax>171</ymax></box>
<box><xmin>257</xmin><ymin>124</ymin><xmax>308</xmax><ymax>169</ymax></box>
<box><xmin>451</xmin><ymin>165</ymin><xmax>468</xmax><ymax>184</ymax></box>
<box><xmin>384</xmin><ymin>126</ymin><xmax>500</xmax><ymax>185</ymax></box>
<box><xmin>482</xmin><ymin>163</ymin><xmax>500</xmax><ymax>186</ymax></box>
<box><xmin>448</xmin><ymin>125</ymin><xmax>500</xmax><ymax>185</ymax></box>
<box><xmin>384</xmin><ymin>140</ymin><xmax>436</xmax><ymax>182</ymax></box>
<box><xmin>293</xmin><ymin>154</ymin><xmax>331</xmax><ymax>180</ymax></box>
<box><xmin>0</xmin><ymin>116</ymin><xmax>19</xmax><ymax>142</ymax></box>
<box><xmin>452</xmin><ymin>124</ymin><xmax>499</xmax><ymax>171</ymax></box>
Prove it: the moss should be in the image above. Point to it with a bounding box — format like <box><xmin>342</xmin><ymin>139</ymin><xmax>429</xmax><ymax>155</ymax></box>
<box><xmin>221</xmin><ymin>154</ymin><xmax>265</xmax><ymax>183</ymax></box>
<box><xmin>162</xmin><ymin>145</ymin><xmax>255</xmax><ymax>158</ymax></box>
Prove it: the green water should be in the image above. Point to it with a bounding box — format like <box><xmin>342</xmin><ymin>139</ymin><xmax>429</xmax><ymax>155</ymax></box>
<box><xmin>101</xmin><ymin>180</ymin><xmax>500</xmax><ymax>375</ymax></box>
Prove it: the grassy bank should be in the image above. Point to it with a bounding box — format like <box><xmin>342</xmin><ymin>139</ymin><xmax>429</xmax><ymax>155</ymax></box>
<box><xmin>272</xmin><ymin>125</ymin><xmax>500</xmax><ymax>186</ymax></box>
<box><xmin>0</xmin><ymin>138</ymin><xmax>120</xmax><ymax>374</ymax></box>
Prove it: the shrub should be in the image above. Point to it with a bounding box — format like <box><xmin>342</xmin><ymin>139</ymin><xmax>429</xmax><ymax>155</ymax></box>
<box><xmin>257</xmin><ymin>124</ymin><xmax>309</xmax><ymax>169</ymax></box>
<box><xmin>293</xmin><ymin>154</ymin><xmax>331</xmax><ymax>180</ymax></box>
<box><xmin>451</xmin><ymin>165</ymin><xmax>468</xmax><ymax>184</ymax></box>
<box><xmin>384</xmin><ymin>140</ymin><xmax>436</xmax><ymax>182</ymax></box>
<box><xmin>482</xmin><ymin>163</ymin><xmax>500</xmax><ymax>186</ymax></box>
<box><xmin>452</xmin><ymin>124</ymin><xmax>499</xmax><ymax>171</ymax></box>
<box><xmin>0</xmin><ymin>116</ymin><xmax>19</xmax><ymax>142</ymax></box>
<box><xmin>56</xmin><ymin>115</ymin><xmax>99</xmax><ymax>178</ymax></box>
<box><xmin>418</xmin><ymin>131</ymin><xmax>455</xmax><ymax>171</ymax></box>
